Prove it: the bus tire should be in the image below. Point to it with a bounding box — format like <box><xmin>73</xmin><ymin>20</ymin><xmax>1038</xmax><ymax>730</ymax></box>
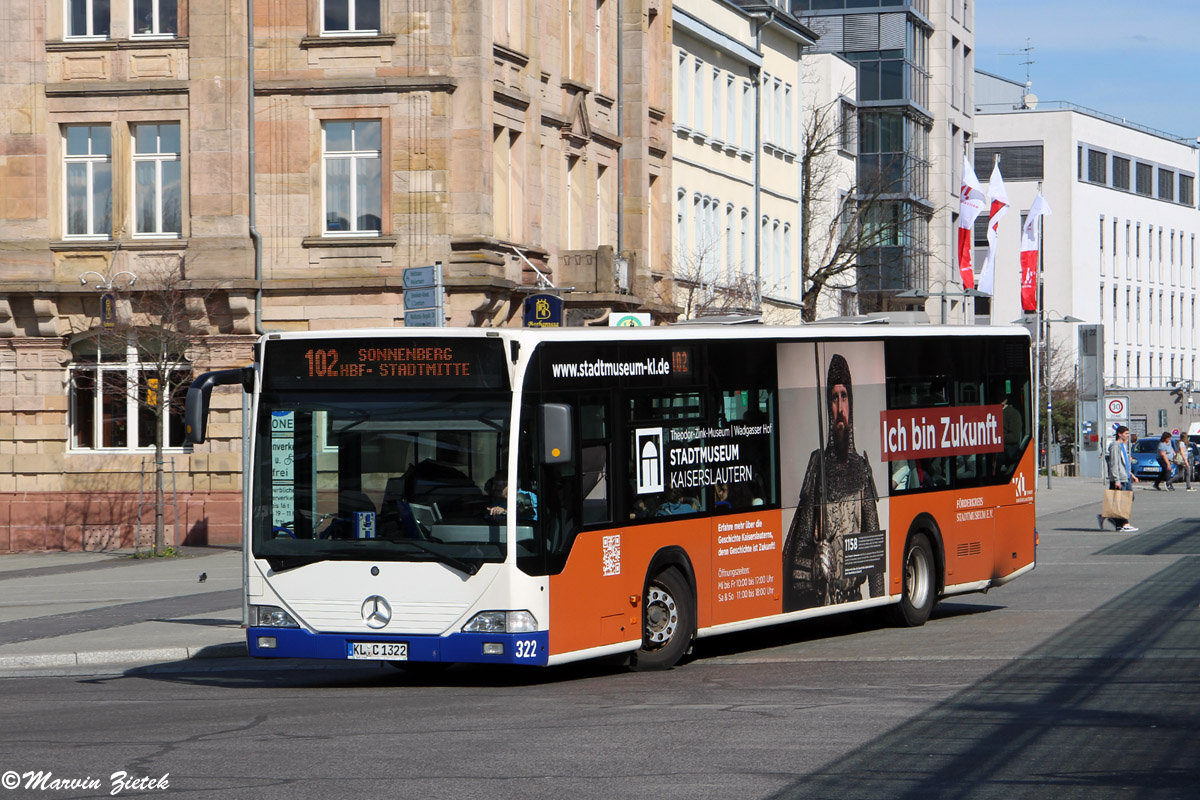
<box><xmin>630</xmin><ymin>567</ymin><xmax>694</xmax><ymax>671</ymax></box>
<box><xmin>889</xmin><ymin>532</ymin><xmax>936</xmax><ymax>627</ymax></box>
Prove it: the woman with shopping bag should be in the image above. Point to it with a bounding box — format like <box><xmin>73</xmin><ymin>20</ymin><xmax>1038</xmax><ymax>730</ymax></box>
<box><xmin>1100</xmin><ymin>426</ymin><xmax>1138</xmax><ymax>532</ymax></box>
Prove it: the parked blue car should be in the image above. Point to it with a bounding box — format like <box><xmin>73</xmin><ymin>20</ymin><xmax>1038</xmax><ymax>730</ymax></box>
<box><xmin>1129</xmin><ymin>437</ymin><xmax>1181</xmax><ymax>483</ymax></box>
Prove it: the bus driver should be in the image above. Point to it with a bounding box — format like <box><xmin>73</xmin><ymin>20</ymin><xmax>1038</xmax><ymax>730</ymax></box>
<box><xmin>782</xmin><ymin>353</ymin><xmax>885</xmax><ymax>611</ymax></box>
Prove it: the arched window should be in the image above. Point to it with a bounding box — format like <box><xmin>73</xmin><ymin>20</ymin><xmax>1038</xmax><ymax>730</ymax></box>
<box><xmin>70</xmin><ymin>330</ymin><xmax>191</xmax><ymax>451</ymax></box>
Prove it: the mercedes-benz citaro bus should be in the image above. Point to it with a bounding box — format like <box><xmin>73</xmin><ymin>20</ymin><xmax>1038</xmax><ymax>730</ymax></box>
<box><xmin>185</xmin><ymin>325</ymin><xmax>1035</xmax><ymax>671</ymax></box>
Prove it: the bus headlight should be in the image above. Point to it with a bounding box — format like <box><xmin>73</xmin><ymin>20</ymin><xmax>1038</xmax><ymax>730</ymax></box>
<box><xmin>462</xmin><ymin>610</ymin><xmax>538</xmax><ymax>634</ymax></box>
<box><xmin>252</xmin><ymin>605</ymin><xmax>299</xmax><ymax>628</ymax></box>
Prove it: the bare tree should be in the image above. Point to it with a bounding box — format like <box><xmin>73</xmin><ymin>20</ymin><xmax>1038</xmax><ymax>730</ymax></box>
<box><xmin>799</xmin><ymin>90</ymin><xmax>937</xmax><ymax>321</ymax></box>
<box><xmin>667</xmin><ymin>238</ymin><xmax>760</xmax><ymax>321</ymax></box>
<box><xmin>100</xmin><ymin>258</ymin><xmax>214</xmax><ymax>555</ymax></box>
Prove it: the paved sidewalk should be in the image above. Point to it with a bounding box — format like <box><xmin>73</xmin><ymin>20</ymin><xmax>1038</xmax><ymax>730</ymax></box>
<box><xmin>0</xmin><ymin>546</ymin><xmax>245</xmax><ymax>672</ymax></box>
<box><xmin>0</xmin><ymin>474</ymin><xmax>1191</xmax><ymax>674</ymax></box>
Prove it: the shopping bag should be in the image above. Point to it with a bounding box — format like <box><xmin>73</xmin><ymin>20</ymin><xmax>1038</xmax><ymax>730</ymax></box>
<box><xmin>1102</xmin><ymin>489</ymin><xmax>1133</xmax><ymax>520</ymax></box>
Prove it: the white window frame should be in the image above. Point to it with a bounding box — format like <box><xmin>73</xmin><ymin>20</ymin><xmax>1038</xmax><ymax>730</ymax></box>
<box><xmin>130</xmin><ymin>0</ymin><xmax>178</xmax><ymax>39</ymax></box>
<box><xmin>132</xmin><ymin>122</ymin><xmax>182</xmax><ymax>239</ymax></box>
<box><xmin>65</xmin><ymin>0</ymin><xmax>110</xmax><ymax>40</ymax></box>
<box><xmin>676</xmin><ymin>51</ymin><xmax>691</xmax><ymax>130</ymax></box>
<box><xmin>322</xmin><ymin>120</ymin><xmax>382</xmax><ymax>237</ymax></box>
<box><xmin>63</xmin><ymin>124</ymin><xmax>112</xmax><ymax>241</ymax></box>
<box><xmin>321</xmin><ymin>0</ymin><xmax>380</xmax><ymax>37</ymax></box>
<box><xmin>726</xmin><ymin>75</ymin><xmax>737</xmax><ymax>146</ymax></box>
<box><xmin>69</xmin><ymin>333</ymin><xmax>190</xmax><ymax>454</ymax></box>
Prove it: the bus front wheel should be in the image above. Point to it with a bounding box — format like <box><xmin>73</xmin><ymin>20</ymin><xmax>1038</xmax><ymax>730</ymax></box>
<box><xmin>889</xmin><ymin>532</ymin><xmax>936</xmax><ymax>627</ymax></box>
<box><xmin>630</xmin><ymin>567</ymin><xmax>694</xmax><ymax>671</ymax></box>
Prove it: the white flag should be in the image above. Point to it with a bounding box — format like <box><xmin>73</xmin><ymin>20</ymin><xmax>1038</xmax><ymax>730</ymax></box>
<box><xmin>978</xmin><ymin>162</ymin><xmax>1010</xmax><ymax>296</ymax></box>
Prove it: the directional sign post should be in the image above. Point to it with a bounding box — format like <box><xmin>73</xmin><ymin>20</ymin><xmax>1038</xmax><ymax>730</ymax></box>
<box><xmin>403</xmin><ymin>262</ymin><xmax>444</xmax><ymax>327</ymax></box>
<box><xmin>403</xmin><ymin>287</ymin><xmax>440</xmax><ymax>311</ymax></box>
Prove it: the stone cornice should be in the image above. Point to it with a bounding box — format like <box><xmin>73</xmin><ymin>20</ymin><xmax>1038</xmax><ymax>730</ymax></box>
<box><xmin>45</xmin><ymin>38</ymin><xmax>190</xmax><ymax>52</ymax></box>
<box><xmin>45</xmin><ymin>80</ymin><xmax>188</xmax><ymax>97</ymax></box>
<box><xmin>299</xmin><ymin>35</ymin><xmax>397</xmax><ymax>49</ymax></box>
<box><xmin>255</xmin><ymin>76</ymin><xmax>456</xmax><ymax>95</ymax></box>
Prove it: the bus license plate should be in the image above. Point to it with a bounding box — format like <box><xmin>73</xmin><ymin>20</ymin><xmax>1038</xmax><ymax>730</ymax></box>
<box><xmin>348</xmin><ymin>642</ymin><xmax>408</xmax><ymax>660</ymax></box>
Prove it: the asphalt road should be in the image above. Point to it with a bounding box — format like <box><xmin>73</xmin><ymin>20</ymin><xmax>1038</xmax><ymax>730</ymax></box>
<box><xmin>1</xmin><ymin>501</ymin><xmax>1198</xmax><ymax>800</ymax></box>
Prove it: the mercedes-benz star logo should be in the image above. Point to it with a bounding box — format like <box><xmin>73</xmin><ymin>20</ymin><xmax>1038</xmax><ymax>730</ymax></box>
<box><xmin>361</xmin><ymin>595</ymin><xmax>392</xmax><ymax>629</ymax></box>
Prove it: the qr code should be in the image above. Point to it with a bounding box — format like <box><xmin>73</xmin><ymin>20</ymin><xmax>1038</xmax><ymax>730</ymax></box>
<box><xmin>602</xmin><ymin>534</ymin><xmax>621</xmax><ymax>576</ymax></box>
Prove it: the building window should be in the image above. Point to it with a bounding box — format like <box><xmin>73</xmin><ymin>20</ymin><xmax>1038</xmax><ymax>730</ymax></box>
<box><xmin>726</xmin><ymin>76</ymin><xmax>737</xmax><ymax>145</ymax></box>
<box><xmin>974</xmin><ymin>144</ymin><xmax>1043</xmax><ymax>182</ymax></box>
<box><xmin>1181</xmin><ymin>175</ymin><xmax>1194</xmax><ymax>206</ymax></box>
<box><xmin>322</xmin><ymin>0</ymin><xmax>380</xmax><ymax>35</ymax></box>
<box><xmin>1087</xmin><ymin>149</ymin><xmax>1106</xmax><ymax>184</ymax></box>
<box><xmin>675</xmin><ymin>188</ymin><xmax>687</xmax><ymax>258</ymax></box>
<box><xmin>839</xmin><ymin>99</ymin><xmax>857</xmax><ymax>154</ymax></box>
<box><xmin>64</xmin><ymin>125</ymin><xmax>112</xmax><ymax>239</ymax></box>
<box><xmin>1158</xmin><ymin>169</ymin><xmax>1175</xmax><ymax>202</ymax></box>
<box><xmin>741</xmin><ymin>81</ymin><xmax>753</xmax><ymax>152</ymax></box>
<box><xmin>70</xmin><ymin>334</ymin><xmax>189</xmax><ymax>452</ymax></box>
<box><xmin>676</xmin><ymin>51</ymin><xmax>690</xmax><ymax>129</ymax></box>
<box><xmin>132</xmin><ymin>123</ymin><xmax>182</xmax><ymax>237</ymax></box>
<box><xmin>1136</xmin><ymin>162</ymin><xmax>1153</xmax><ymax>196</ymax></box>
<box><xmin>323</xmin><ymin>120</ymin><xmax>381</xmax><ymax>235</ymax></box>
<box><xmin>1113</xmin><ymin>156</ymin><xmax>1131</xmax><ymax>191</ymax></box>
<box><xmin>66</xmin><ymin>0</ymin><xmax>111</xmax><ymax>38</ymax></box>
<box><xmin>712</xmin><ymin>68</ymin><xmax>722</xmax><ymax>142</ymax></box>
<box><xmin>132</xmin><ymin>0</ymin><xmax>177</xmax><ymax>37</ymax></box>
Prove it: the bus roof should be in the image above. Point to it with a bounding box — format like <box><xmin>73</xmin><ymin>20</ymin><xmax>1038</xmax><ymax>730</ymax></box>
<box><xmin>258</xmin><ymin>323</ymin><xmax>1032</xmax><ymax>346</ymax></box>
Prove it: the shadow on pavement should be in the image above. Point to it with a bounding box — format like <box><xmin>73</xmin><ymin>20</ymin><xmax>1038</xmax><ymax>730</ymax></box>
<box><xmin>765</xmin><ymin>554</ymin><xmax>1200</xmax><ymax>800</ymax></box>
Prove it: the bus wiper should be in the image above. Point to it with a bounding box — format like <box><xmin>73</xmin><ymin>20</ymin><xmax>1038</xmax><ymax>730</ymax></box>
<box><xmin>392</xmin><ymin>539</ymin><xmax>479</xmax><ymax>575</ymax></box>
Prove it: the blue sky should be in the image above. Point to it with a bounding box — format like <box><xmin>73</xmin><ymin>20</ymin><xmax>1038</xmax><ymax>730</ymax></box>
<box><xmin>973</xmin><ymin>0</ymin><xmax>1200</xmax><ymax>141</ymax></box>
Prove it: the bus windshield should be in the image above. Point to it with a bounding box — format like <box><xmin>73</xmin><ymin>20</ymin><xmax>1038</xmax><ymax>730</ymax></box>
<box><xmin>253</xmin><ymin>390</ymin><xmax>513</xmax><ymax>572</ymax></box>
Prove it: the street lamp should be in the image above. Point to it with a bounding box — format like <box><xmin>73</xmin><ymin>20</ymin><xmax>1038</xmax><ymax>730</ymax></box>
<box><xmin>897</xmin><ymin>286</ymin><xmax>987</xmax><ymax>324</ymax></box>
<box><xmin>1014</xmin><ymin>311</ymin><xmax>1082</xmax><ymax>488</ymax></box>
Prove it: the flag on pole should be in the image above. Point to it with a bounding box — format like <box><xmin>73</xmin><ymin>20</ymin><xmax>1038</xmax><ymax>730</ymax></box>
<box><xmin>978</xmin><ymin>162</ymin><xmax>1010</xmax><ymax>296</ymax></box>
<box><xmin>1019</xmin><ymin>192</ymin><xmax>1052</xmax><ymax>313</ymax></box>
<box><xmin>957</xmin><ymin>155</ymin><xmax>987</xmax><ymax>289</ymax></box>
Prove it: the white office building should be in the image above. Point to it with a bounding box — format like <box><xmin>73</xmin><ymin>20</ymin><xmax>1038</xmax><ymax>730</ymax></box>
<box><xmin>975</xmin><ymin>71</ymin><xmax>1199</xmax><ymax>388</ymax></box>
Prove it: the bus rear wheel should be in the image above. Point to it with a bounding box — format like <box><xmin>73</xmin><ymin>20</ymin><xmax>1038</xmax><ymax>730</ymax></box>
<box><xmin>630</xmin><ymin>567</ymin><xmax>694</xmax><ymax>671</ymax></box>
<box><xmin>889</xmin><ymin>532</ymin><xmax>936</xmax><ymax>627</ymax></box>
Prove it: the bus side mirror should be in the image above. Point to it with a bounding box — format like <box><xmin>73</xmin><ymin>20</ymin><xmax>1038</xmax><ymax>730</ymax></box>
<box><xmin>185</xmin><ymin>367</ymin><xmax>254</xmax><ymax>445</ymax></box>
<box><xmin>540</xmin><ymin>403</ymin><xmax>573</xmax><ymax>465</ymax></box>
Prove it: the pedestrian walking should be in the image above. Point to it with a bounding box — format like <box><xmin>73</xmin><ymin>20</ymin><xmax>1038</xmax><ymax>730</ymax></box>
<box><xmin>1153</xmin><ymin>431</ymin><xmax>1177</xmax><ymax>490</ymax></box>
<box><xmin>1175</xmin><ymin>432</ymin><xmax>1195</xmax><ymax>491</ymax></box>
<box><xmin>1100</xmin><ymin>426</ymin><xmax>1138</xmax><ymax>532</ymax></box>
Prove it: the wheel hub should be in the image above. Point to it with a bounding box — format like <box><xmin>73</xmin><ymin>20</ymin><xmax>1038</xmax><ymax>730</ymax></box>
<box><xmin>644</xmin><ymin>586</ymin><xmax>678</xmax><ymax>645</ymax></box>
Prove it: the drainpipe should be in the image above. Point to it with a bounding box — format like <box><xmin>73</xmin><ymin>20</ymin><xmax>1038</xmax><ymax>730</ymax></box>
<box><xmin>616</xmin><ymin>0</ymin><xmax>624</xmax><ymax>258</ymax></box>
<box><xmin>749</xmin><ymin>9</ymin><xmax>778</xmax><ymax>312</ymax></box>
<box><xmin>248</xmin><ymin>0</ymin><xmax>264</xmax><ymax>336</ymax></box>
<box><xmin>242</xmin><ymin>0</ymin><xmax>262</xmax><ymax>629</ymax></box>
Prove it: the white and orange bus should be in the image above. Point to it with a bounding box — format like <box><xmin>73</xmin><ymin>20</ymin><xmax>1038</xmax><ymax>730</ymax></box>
<box><xmin>186</xmin><ymin>324</ymin><xmax>1035</xmax><ymax>670</ymax></box>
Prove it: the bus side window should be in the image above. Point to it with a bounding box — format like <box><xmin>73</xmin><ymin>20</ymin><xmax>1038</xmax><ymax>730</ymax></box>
<box><xmin>580</xmin><ymin>402</ymin><xmax>610</xmax><ymax>525</ymax></box>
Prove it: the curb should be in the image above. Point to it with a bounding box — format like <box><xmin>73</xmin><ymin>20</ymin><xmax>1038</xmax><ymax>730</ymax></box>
<box><xmin>0</xmin><ymin>641</ymin><xmax>247</xmax><ymax>671</ymax></box>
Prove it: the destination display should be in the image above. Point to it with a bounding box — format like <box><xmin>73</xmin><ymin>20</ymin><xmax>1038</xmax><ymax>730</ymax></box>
<box><xmin>262</xmin><ymin>338</ymin><xmax>508</xmax><ymax>391</ymax></box>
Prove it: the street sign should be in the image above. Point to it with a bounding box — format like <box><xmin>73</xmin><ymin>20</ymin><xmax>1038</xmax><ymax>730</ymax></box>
<box><xmin>403</xmin><ymin>287</ymin><xmax>441</xmax><ymax>311</ymax></box>
<box><xmin>1105</xmin><ymin>396</ymin><xmax>1128</xmax><ymax>420</ymax></box>
<box><xmin>609</xmin><ymin>312</ymin><xmax>651</xmax><ymax>327</ymax></box>
<box><xmin>403</xmin><ymin>308</ymin><xmax>443</xmax><ymax>327</ymax></box>
<box><xmin>403</xmin><ymin>264</ymin><xmax>442</xmax><ymax>290</ymax></box>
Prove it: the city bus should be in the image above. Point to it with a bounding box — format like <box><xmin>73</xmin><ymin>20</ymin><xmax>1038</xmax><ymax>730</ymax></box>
<box><xmin>186</xmin><ymin>325</ymin><xmax>1035</xmax><ymax>670</ymax></box>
